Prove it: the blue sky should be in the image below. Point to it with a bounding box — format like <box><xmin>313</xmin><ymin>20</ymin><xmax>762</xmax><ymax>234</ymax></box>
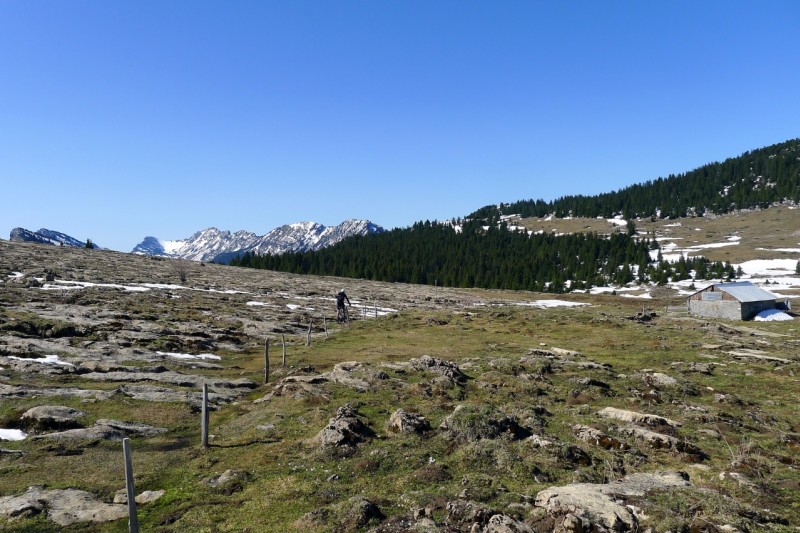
<box><xmin>1</xmin><ymin>1</ymin><xmax>798</xmax><ymax>252</ymax></box>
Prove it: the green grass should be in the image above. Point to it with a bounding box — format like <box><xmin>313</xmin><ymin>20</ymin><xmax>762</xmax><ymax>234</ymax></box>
<box><xmin>2</xmin><ymin>296</ymin><xmax>799</xmax><ymax>531</ymax></box>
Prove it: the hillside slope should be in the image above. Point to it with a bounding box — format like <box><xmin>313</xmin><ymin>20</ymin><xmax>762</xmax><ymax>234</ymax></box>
<box><xmin>471</xmin><ymin>138</ymin><xmax>800</xmax><ymax>220</ymax></box>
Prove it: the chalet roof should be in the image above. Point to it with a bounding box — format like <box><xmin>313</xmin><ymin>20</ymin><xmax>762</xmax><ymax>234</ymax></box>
<box><xmin>713</xmin><ymin>281</ymin><xmax>778</xmax><ymax>303</ymax></box>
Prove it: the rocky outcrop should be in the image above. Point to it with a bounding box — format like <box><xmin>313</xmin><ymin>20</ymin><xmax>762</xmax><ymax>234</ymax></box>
<box><xmin>0</xmin><ymin>384</ymin><xmax>114</xmax><ymax>401</ymax></box>
<box><xmin>410</xmin><ymin>355</ymin><xmax>467</xmax><ymax>383</ymax></box>
<box><xmin>0</xmin><ymin>486</ymin><xmax>127</xmax><ymax>526</ymax></box>
<box><xmin>619</xmin><ymin>426</ymin><xmax>706</xmax><ymax>458</ymax></box>
<box><xmin>534</xmin><ymin>471</ymin><xmax>691</xmax><ymax>532</ymax></box>
<box><xmin>21</xmin><ymin>405</ymin><xmax>86</xmax><ymax>430</ymax></box>
<box><xmin>439</xmin><ymin>404</ymin><xmax>530</xmax><ymax>442</ymax></box>
<box><xmin>572</xmin><ymin>424</ymin><xmax>629</xmax><ymax>451</ymax></box>
<box><xmin>597</xmin><ymin>406</ymin><xmax>681</xmax><ymax>429</ymax></box>
<box><xmin>386</xmin><ymin>409</ymin><xmax>430</xmax><ymax>434</ymax></box>
<box><xmin>483</xmin><ymin>514</ymin><xmax>534</xmax><ymax>533</ymax></box>
<box><xmin>313</xmin><ymin>405</ymin><xmax>375</xmax><ymax>448</ymax></box>
<box><xmin>31</xmin><ymin>419</ymin><xmax>166</xmax><ymax>441</ymax></box>
<box><xmin>325</xmin><ymin>361</ymin><xmax>371</xmax><ymax>392</ymax></box>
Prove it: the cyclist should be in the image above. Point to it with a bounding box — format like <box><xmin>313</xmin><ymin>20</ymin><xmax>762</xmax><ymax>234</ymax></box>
<box><xmin>336</xmin><ymin>289</ymin><xmax>351</xmax><ymax>321</ymax></box>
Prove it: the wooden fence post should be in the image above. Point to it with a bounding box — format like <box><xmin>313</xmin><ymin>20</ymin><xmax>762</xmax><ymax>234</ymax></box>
<box><xmin>201</xmin><ymin>383</ymin><xmax>209</xmax><ymax>448</ymax></box>
<box><xmin>374</xmin><ymin>301</ymin><xmax>377</xmax><ymax>318</ymax></box>
<box><xmin>281</xmin><ymin>334</ymin><xmax>286</xmax><ymax>367</ymax></box>
<box><xmin>264</xmin><ymin>337</ymin><xmax>270</xmax><ymax>384</ymax></box>
<box><xmin>324</xmin><ymin>317</ymin><xmax>328</xmax><ymax>339</ymax></box>
<box><xmin>122</xmin><ymin>438</ymin><xmax>140</xmax><ymax>533</ymax></box>
<box><xmin>307</xmin><ymin>320</ymin><xmax>312</xmax><ymax>346</ymax></box>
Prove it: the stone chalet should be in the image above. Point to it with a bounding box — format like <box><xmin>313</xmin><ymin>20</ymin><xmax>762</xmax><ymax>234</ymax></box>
<box><xmin>687</xmin><ymin>281</ymin><xmax>782</xmax><ymax>320</ymax></box>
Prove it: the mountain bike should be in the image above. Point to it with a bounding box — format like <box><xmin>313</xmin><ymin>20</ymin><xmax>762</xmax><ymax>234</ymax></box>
<box><xmin>336</xmin><ymin>305</ymin><xmax>350</xmax><ymax>324</ymax></box>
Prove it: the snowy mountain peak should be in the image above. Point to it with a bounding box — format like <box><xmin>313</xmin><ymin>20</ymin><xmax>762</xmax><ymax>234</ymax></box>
<box><xmin>9</xmin><ymin>228</ymin><xmax>98</xmax><ymax>248</ymax></box>
<box><xmin>132</xmin><ymin>219</ymin><xmax>384</xmax><ymax>262</ymax></box>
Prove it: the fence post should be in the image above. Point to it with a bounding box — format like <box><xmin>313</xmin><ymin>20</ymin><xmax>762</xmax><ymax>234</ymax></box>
<box><xmin>201</xmin><ymin>383</ymin><xmax>209</xmax><ymax>448</ymax></box>
<box><xmin>307</xmin><ymin>320</ymin><xmax>312</xmax><ymax>346</ymax></box>
<box><xmin>264</xmin><ymin>337</ymin><xmax>270</xmax><ymax>384</ymax></box>
<box><xmin>122</xmin><ymin>438</ymin><xmax>140</xmax><ymax>533</ymax></box>
<box><xmin>324</xmin><ymin>317</ymin><xmax>328</xmax><ymax>339</ymax></box>
<box><xmin>374</xmin><ymin>301</ymin><xmax>377</xmax><ymax>318</ymax></box>
<box><xmin>281</xmin><ymin>334</ymin><xmax>286</xmax><ymax>367</ymax></box>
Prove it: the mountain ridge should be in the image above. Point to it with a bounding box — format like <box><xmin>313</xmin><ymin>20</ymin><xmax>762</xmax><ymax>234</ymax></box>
<box><xmin>132</xmin><ymin>219</ymin><xmax>384</xmax><ymax>262</ymax></box>
<box><xmin>8</xmin><ymin>228</ymin><xmax>99</xmax><ymax>248</ymax></box>
<box><xmin>470</xmin><ymin>138</ymin><xmax>800</xmax><ymax>222</ymax></box>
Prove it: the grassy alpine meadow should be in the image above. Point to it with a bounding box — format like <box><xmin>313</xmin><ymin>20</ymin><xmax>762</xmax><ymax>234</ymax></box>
<box><xmin>0</xmin><ymin>240</ymin><xmax>798</xmax><ymax>531</ymax></box>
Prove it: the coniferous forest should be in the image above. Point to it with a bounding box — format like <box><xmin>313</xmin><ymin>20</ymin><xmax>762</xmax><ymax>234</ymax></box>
<box><xmin>470</xmin><ymin>139</ymin><xmax>800</xmax><ymax>220</ymax></box>
<box><xmin>228</xmin><ymin>139</ymin><xmax>797</xmax><ymax>291</ymax></box>
<box><xmin>230</xmin><ymin>220</ymin><xmax>735</xmax><ymax>293</ymax></box>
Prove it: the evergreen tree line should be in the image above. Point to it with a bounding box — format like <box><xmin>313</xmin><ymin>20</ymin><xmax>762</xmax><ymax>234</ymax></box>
<box><xmin>470</xmin><ymin>139</ymin><xmax>800</xmax><ymax>221</ymax></box>
<box><xmin>229</xmin><ymin>221</ymin><xmax>735</xmax><ymax>293</ymax></box>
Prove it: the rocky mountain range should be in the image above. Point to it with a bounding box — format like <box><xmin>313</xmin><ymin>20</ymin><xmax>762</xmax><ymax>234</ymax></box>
<box><xmin>9</xmin><ymin>220</ymin><xmax>383</xmax><ymax>263</ymax></box>
<box><xmin>132</xmin><ymin>219</ymin><xmax>384</xmax><ymax>262</ymax></box>
<box><xmin>8</xmin><ymin>228</ymin><xmax>99</xmax><ymax>248</ymax></box>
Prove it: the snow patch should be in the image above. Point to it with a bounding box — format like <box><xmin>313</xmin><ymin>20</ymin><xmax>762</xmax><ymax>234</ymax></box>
<box><xmin>156</xmin><ymin>351</ymin><xmax>222</xmax><ymax>361</ymax></box>
<box><xmin>754</xmin><ymin>309</ymin><xmax>793</xmax><ymax>322</ymax></box>
<box><xmin>755</xmin><ymin>247</ymin><xmax>800</xmax><ymax>253</ymax></box>
<box><xmin>8</xmin><ymin>354</ymin><xmax>74</xmax><ymax>366</ymax></box>
<box><xmin>0</xmin><ymin>429</ymin><xmax>27</xmax><ymax>441</ymax></box>
<box><xmin>512</xmin><ymin>300</ymin><xmax>589</xmax><ymax>309</ymax></box>
<box><xmin>736</xmin><ymin>259</ymin><xmax>798</xmax><ymax>277</ymax></box>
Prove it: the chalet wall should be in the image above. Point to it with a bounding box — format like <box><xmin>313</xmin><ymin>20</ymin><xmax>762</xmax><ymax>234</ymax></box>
<box><xmin>688</xmin><ymin>300</ymin><xmax>743</xmax><ymax>320</ymax></box>
<box><xmin>741</xmin><ymin>300</ymin><xmax>777</xmax><ymax>320</ymax></box>
<box><xmin>688</xmin><ymin>298</ymin><xmax>776</xmax><ymax>320</ymax></box>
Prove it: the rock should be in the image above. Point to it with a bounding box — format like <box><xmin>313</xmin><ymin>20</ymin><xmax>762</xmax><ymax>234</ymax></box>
<box><xmin>81</xmin><ymin>369</ymin><xmax>257</xmax><ymax>392</ymax></box>
<box><xmin>21</xmin><ymin>405</ymin><xmax>86</xmax><ymax>430</ymax></box>
<box><xmin>550</xmin><ymin>347</ymin><xmax>583</xmax><ymax>357</ymax></box>
<box><xmin>619</xmin><ymin>426</ymin><xmax>706</xmax><ymax>458</ymax></box>
<box><xmin>338</xmin><ymin>496</ymin><xmax>384</xmax><ymax>531</ymax></box>
<box><xmin>410</xmin><ymin>355</ymin><xmax>466</xmax><ymax>383</ymax></box>
<box><xmin>446</xmin><ymin>500</ymin><xmax>496</xmax><ymax>527</ymax></box>
<box><xmin>597</xmin><ymin>406</ymin><xmax>681</xmax><ymax>429</ymax></box>
<box><xmin>725</xmin><ymin>350</ymin><xmax>790</xmax><ymax>364</ymax></box>
<box><xmin>386</xmin><ymin>409</ymin><xmax>430</xmax><ymax>434</ymax></box>
<box><xmin>643</xmin><ymin>372</ymin><xmax>678</xmax><ymax>388</ymax></box>
<box><xmin>719</xmin><ymin>471</ymin><xmax>757</xmax><ymax>491</ymax></box>
<box><xmin>94</xmin><ymin>419</ymin><xmax>168</xmax><ymax>437</ymax></box>
<box><xmin>0</xmin><ymin>383</ymin><xmax>114</xmax><ymax>401</ymax></box>
<box><xmin>439</xmin><ymin>404</ymin><xmax>531</xmax><ymax>442</ymax></box>
<box><xmin>205</xmin><ymin>468</ymin><xmax>249</xmax><ymax>489</ymax></box>
<box><xmin>527</xmin><ymin>434</ymin><xmax>556</xmax><ymax>448</ymax></box>
<box><xmin>113</xmin><ymin>489</ymin><xmax>165</xmax><ymax>505</ymax></box>
<box><xmin>575</xmin><ymin>377</ymin><xmax>611</xmax><ymax>390</ymax></box>
<box><xmin>0</xmin><ymin>448</ymin><xmax>26</xmax><ymax>455</ymax></box>
<box><xmin>572</xmin><ymin>424</ymin><xmax>629</xmax><ymax>450</ymax></box>
<box><xmin>0</xmin><ymin>486</ymin><xmax>127</xmax><ymax>526</ymax></box>
<box><xmin>119</xmin><ymin>384</ymin><xmax>226</xmax><ymax>410</ymax></box>
<box><xmin>483</xmin><ymin>514</ymin><xmax>534</xmax><ymax>533</ymax></box>
<box><xmin>313</xmin><ymin>404</ymin><xmax>374</xmax><ymax>448</ymax></box>
<box><xmin>325</xmin><ymin>361</ymin><xmax>370</xmax><ymax>392</ymax></box>
<box><xmin>535</xmin><ymin>472</ymin><xmax>691</xmax><ymax>532</ymax></box>
<box><xmin>31</xmin><ymin>425</ymin><xmax>128</xmax><ymax>441</ymax></box>
<box><xmin>31</xmin><ymin>419</ymin><xmax>166</xmax><ymax>441</ymax></box>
